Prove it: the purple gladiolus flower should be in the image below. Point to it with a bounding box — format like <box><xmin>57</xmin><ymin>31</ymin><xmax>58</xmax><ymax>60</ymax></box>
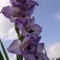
<box><xmin>22</xmin><ymin>0</ymin><xmax>39</xmax><ymax>15</ymax></box>
<box><xmin>7</xmin><ymin>36</ymin><xmax>49</xmax><ymax>60</ymax></box>
<box><xmin>15</xmin><ymin>16</ymin><xmax>42</xmax><ymax>37</ymax></box>
<box><xmin>1</xmin><ymin>0</ymin><xmax>38</xmax><ymax>22</ymax></box>
<box><xmin>7</xmin><ymin>36</ymin><xmax>41</xmax><ymax>54</ymax></box>
<box><xmin>1</xmin><ymin>0</ymin><xmax>50</xmax><ymax>60</ymax></box>
<box><xmin>1</xmin><ymin>5</ymin><xmax>35</xmax><ymax>22</ymax></box>
<box><xmin>7</xmin><ymin>37</ymin><xmax>37</xmax><ymax>55</ymax></box>
<box><xmin>1</xmin><ymin>6</ymin><xmax>22</xmax><ymax>22</ymax></box>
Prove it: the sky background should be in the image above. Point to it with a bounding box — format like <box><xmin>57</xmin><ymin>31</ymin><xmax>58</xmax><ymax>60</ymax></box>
<box><xmin>0</xmin><ymin>0</ymin><xmax>60</xmax><ymax>60</ymax></box>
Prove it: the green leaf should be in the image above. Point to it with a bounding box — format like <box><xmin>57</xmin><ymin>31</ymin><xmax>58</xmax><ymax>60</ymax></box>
<box><xmin>0</xmin><ymin>39</ymin><xmax>9</xmax><ymax>60</ymax></box>
<box><xmin>0</xmin><ymin>51</ymin><xmax>4</xmax><ymax>60</ymax></box>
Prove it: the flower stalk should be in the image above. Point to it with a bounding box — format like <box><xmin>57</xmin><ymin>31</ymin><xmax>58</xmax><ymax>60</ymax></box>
<box><xmin>15</xmin><ymin>24</ymin><xmax>23</xmax><ymax>60</ymax></box>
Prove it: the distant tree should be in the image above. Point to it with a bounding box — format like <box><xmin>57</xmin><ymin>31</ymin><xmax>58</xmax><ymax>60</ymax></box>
<box><xmin>56</xmin><ymin>57</ymin><xmax>60</xmax><ymax>60</ymax></box>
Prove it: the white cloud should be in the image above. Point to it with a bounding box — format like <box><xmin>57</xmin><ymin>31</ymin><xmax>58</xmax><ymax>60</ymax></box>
<box><xmin>53</xmin><ymin>10</ymin><xmax>60</xmax><ymax>20</ymax></box>
<box><xmin>2</xmin><ymin>27</ymin><xmax>18</xmax><ymax>41</ymax></box>
<box><xmin>47</xmin><ymin>42</ymin><xmax>60</xmax><ymax>59</ymax></box>
<box><xmin>0</xmin><ymin>0</ymin><xmax>11</xmax><ymax>11</ymax></box>
<box><xmin>53</xmin><ymin>13</ymin><xmax>60</xmax><ymax>20</ymax></box>
<box><xmin>0</xmin><ymin>16</ymin><xmax>14</xmax><ymax>38</ymax></box>
<box><xmin>0</xmin><ymin>0</ymin><xmax>13</xmax><ymax>38</ymax></box>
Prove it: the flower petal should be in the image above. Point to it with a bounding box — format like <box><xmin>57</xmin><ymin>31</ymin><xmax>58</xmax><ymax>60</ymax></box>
<box><xmin>23</xmin><ymin>0</ymin><xmax>38</xmax><ymax>15</ymax></box>
<box><xmin>25</xmin><ymin>23</ymin><xmax>42</xmax><ymax>36</ymax></box>
<box><xmin>10</xmin><ymin>0</ymin><xmax>21</xmax><ymax>7</ymax></box>
<box><xmin>24</xmin><ymin>53</ymin><xmax>35</xmax><ymax>60</ymax></box>
<box><xmin>30</xmin><ymin>24</ymin><xmax>42</xmax><ymax>35</ymax></box>
<box><xmin>37</xmin><ymin>43</ymin><xmax>44</xmax><ymax>53</ymax></box>
<box><xmin>15</xmin><ymin>18</ymin><xmax>28</xmax><ymax>26</ymax></box>
<box><xmin>7</xmin><ymin>39</ymin><xmax>22</xmax><ymax>55</ymax></box>
<box><xmin>15</xmin><ymin>20</ymin><xmax>24</xmax><ymax>33</ymax></box>
<box><xmin>1</xmin><ymin>6</ymin><xmax>12</xmax><ymax>19</ymax></box>
<box><xmin>1</xmin><ymin>6</ymin><xmax>21</xmax><ymax>22</ymax></box>
<box><xmin>20</xmin><ymin>36</ymin><xmax>37</xmax><ymax>54</ymax></box>
<box><xmin>38</xmin><ymin>53</ymin><xmax>50</xmax><ymax>60</ymax></box>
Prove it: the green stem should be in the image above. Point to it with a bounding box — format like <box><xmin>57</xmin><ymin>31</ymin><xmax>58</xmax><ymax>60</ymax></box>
<box><xmin>15</xmin><ymin>24</ymin><xmax>20</xmax><ymax>39</ymax></box>
<box><xmin>15</xmin><ymin>24</ymin><xmax>23</xmax><ymax>60</ymax></box>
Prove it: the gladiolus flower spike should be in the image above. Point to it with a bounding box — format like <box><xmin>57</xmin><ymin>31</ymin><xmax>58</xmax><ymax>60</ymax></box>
<box><xmin>1</xmin><ymin>0</ymin><xmax>50</xmax><ymax>60</ymax></box>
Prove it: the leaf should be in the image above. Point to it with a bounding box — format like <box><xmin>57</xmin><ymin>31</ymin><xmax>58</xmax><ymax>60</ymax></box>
<box><xmin>0</xmin><ymin>51</ymin><xmax>4</xmax><ymax>60</ymax></box>
<box><xmin>0</xmin><ymin>39</ymin><xmax>9</xmax><ymax>60</ymax></box>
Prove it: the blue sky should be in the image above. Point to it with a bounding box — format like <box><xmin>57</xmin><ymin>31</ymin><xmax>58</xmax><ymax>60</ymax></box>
<box><xmin>33</xmin><ymin>0</ymin><xmax>60</xmax><ymax>47</ymax></box>
<box><xmin>0</xmin><ymin>0</ymin><xmax>60</xmax><ymax>59</ymax></box>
